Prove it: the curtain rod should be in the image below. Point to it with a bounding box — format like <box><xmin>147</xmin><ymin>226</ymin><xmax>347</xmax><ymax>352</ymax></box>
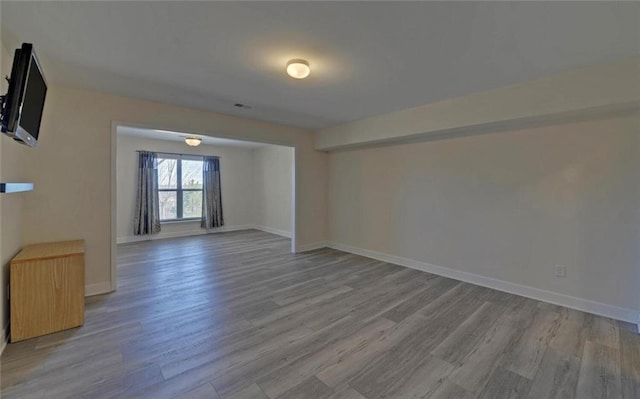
<box><xmin>136</xmin><ymin>150</ymin><xmax>219</xmax><ymax>159</ymax></box>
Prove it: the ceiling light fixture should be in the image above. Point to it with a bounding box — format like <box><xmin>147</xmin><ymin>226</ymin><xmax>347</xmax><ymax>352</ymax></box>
<box><xmin>286</xmin><ymin>59</ymin><xmax>310</xmax><ymax>79</ymax></box>
<box><xmin>185</xmin><ymin>136</ymin><xmax>202</xmax><ymax>147</ymax></box>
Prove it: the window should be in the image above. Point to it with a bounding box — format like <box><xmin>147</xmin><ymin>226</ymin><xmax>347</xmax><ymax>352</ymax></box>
<box><xmin>157</xmin><ymin>155</ymin><xmax>204</xmax><ymax>221</ymax></box>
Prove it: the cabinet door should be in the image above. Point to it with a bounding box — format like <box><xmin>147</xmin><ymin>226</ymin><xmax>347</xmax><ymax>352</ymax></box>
<box><xmin>11</xmin><ymin>254</ymin><xmax>84</xmax><ymax>342</ymax></box>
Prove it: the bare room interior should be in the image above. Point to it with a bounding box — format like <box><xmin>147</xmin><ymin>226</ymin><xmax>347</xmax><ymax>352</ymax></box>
<box><xmin>0</xmin><ymin>2</ymin><xmax>638</xmax><ymax>399</ymax></box>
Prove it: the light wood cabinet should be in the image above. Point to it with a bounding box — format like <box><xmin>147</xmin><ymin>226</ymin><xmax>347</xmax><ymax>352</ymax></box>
<box><xmin>10</xmin><ymin>240</ymin><xmax>85</xmax><ymax>342</ymax></box>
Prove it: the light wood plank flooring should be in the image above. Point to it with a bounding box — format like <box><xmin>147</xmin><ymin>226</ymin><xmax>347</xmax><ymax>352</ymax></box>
<box><xmin>1</xmin><ymin>230</ymin><xmax>638</xmax><ymax>398</ymax></box>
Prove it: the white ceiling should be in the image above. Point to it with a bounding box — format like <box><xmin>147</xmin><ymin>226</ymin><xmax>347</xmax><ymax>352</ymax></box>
<box><xmin>2</xmin><ymin>2</ymin><xmax>639</xmax><ymax>129</ymax></box>
<box><xmin>117</xmin><ymin>126</ymin><xmax>266</xmax><ymax>149</ymax></box>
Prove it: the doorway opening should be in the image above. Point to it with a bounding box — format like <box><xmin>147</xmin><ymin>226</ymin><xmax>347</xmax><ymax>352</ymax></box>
<box><xmin>110</xmin><ymin>124</ymin><xmax>296</xmax><ymax>290</ymax></box>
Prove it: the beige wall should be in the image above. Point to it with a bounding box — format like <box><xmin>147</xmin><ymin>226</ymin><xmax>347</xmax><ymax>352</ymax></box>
<box><xmin>20</xmin><ymin>85</ymin><xmax>326</xmax><ymax>293</ymax></box>
<box><xmin>316</xmin><ymin>57</ymin><xmax>640</xmax><ymax>150</ymax></box>
<box><xmin>116</xmin><ymin>135</ymin><xmax>256</xmax><ymax>242</ymax></box>
<box><xmin>328</xmin><ymin>114</ymin><xmax>640</xmax><ymax>313</ymax></box>
<box><xmin>0</xmin><ymin>43</ymin><xmax>29</xmax><ymax>341</ymax></box>
<box><xmin>253</xmin><ymin>145</ymin><xmax>294</xmax><ymax>236</ymax></box>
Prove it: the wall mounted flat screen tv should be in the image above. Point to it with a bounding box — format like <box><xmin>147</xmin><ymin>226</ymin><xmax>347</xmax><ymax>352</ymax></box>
<box><xmin>1</xmin><ymin>43</ymin><xmax>47</xmax><ymax>147</ymax></box>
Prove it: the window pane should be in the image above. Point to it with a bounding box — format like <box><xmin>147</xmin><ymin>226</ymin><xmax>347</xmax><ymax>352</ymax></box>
<box><xmin>182</xmin><ymin>160</ymin><xmax>203</xmax><ymax>189</ymax></box>
<box><xmin>159</xmin><ymin>191</ymin><xmax>177</xmax><ymax>220</ymax></box>
<box><xmin>158</xmin><ymin>158</ymin><xmax>177</xmax><ymax>189</ymax></box>
<box><xmin>183</xmin><ymin>190</ymin><xmax>202</xmax><ymax>219</ymax></box>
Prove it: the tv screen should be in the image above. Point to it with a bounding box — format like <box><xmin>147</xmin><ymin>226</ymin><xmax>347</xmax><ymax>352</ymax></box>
<box><xmin>1</xmin><ymin>43</ymin><xmax>47</xmax><ymax>147</ymax></box>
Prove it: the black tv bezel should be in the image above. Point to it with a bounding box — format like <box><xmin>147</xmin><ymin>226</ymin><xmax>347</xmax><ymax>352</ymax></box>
<box><xmin>1</xmin><ymin>43</ymin><xmax>47</xmax><ymax>147</ymax></box>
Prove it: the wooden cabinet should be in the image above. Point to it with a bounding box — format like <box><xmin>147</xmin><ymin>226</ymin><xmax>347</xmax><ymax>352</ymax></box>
<box><xmin>10</xmin><ymin>240</ymin><xmax>85</xmax><ymax>342</ymax></box>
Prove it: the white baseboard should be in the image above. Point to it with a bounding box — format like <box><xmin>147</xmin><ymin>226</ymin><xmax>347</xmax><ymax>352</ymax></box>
<box><xmin>1</xmin><ymin>321</ymin><xmax>8</xmax><ymax>355</ymax></box>
<box><xmin>252</xmin><ymin>225</ymin><xmax>292</xmax><ymax>238</ymax></box>
<box><xmin>85</xmin><ymin>281</ymin><xmax>113</xmax><ymax>297</ymax></box>
<box><xmin>326</xmin><ymin>241</ymin><xmax>639</xmax><ymax>324</ymax></box>
<box><xmin>295</xmin><ymin>241</ymin><xmax>328</xmax><ymax>253</ymax></box>
<box><xmin>117</xmin><ymin>224</ymin><xmax>256</xmax><ymax>244</ymax></box>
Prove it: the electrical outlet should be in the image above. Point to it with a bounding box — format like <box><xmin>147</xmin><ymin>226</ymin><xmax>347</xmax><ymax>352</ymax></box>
<box><xmin>554</xmin><ymin>265</ymin><xmax>566</xmax><ymax>277</ymax></box>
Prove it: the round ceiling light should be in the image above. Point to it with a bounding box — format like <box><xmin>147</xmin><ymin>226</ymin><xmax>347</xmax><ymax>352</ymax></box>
<box><xmin>185</xmin><ymin>136</ymin><xmax>202</xmax><ymax>147</ymax></box>
<box><xmin>286</xmin><ymin>59</ymin><xmax>310</xmax><ymax>79</ymax></box>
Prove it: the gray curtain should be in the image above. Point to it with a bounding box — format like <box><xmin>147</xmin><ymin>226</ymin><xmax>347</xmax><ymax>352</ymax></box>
<box><xmin>201</xmin><ymin>156</ymin><xmax>224</xmax><ymax>229</ymax></box>
<box><xmin>134</xmin><ymin>151</ymin><xmax>161</xmax><ymax>235</ymax></box>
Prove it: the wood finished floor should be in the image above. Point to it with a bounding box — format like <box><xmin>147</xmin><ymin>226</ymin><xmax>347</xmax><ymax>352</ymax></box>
<box><xmin>1</xmin><ymin>230</ymin><xmax>638</xmax><ymax>399</ymax></box>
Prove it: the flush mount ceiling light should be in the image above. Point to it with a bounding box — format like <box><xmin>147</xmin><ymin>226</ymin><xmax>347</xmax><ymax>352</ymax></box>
<box><xmin>286</xmin><ymin>59</ymin><xmax>310</xmax><ymax>79</ymax></box>
<box><xmin>185</xmin><ymin>136</ymin><xmax>202</xmax><ymax>147</ymax></box>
